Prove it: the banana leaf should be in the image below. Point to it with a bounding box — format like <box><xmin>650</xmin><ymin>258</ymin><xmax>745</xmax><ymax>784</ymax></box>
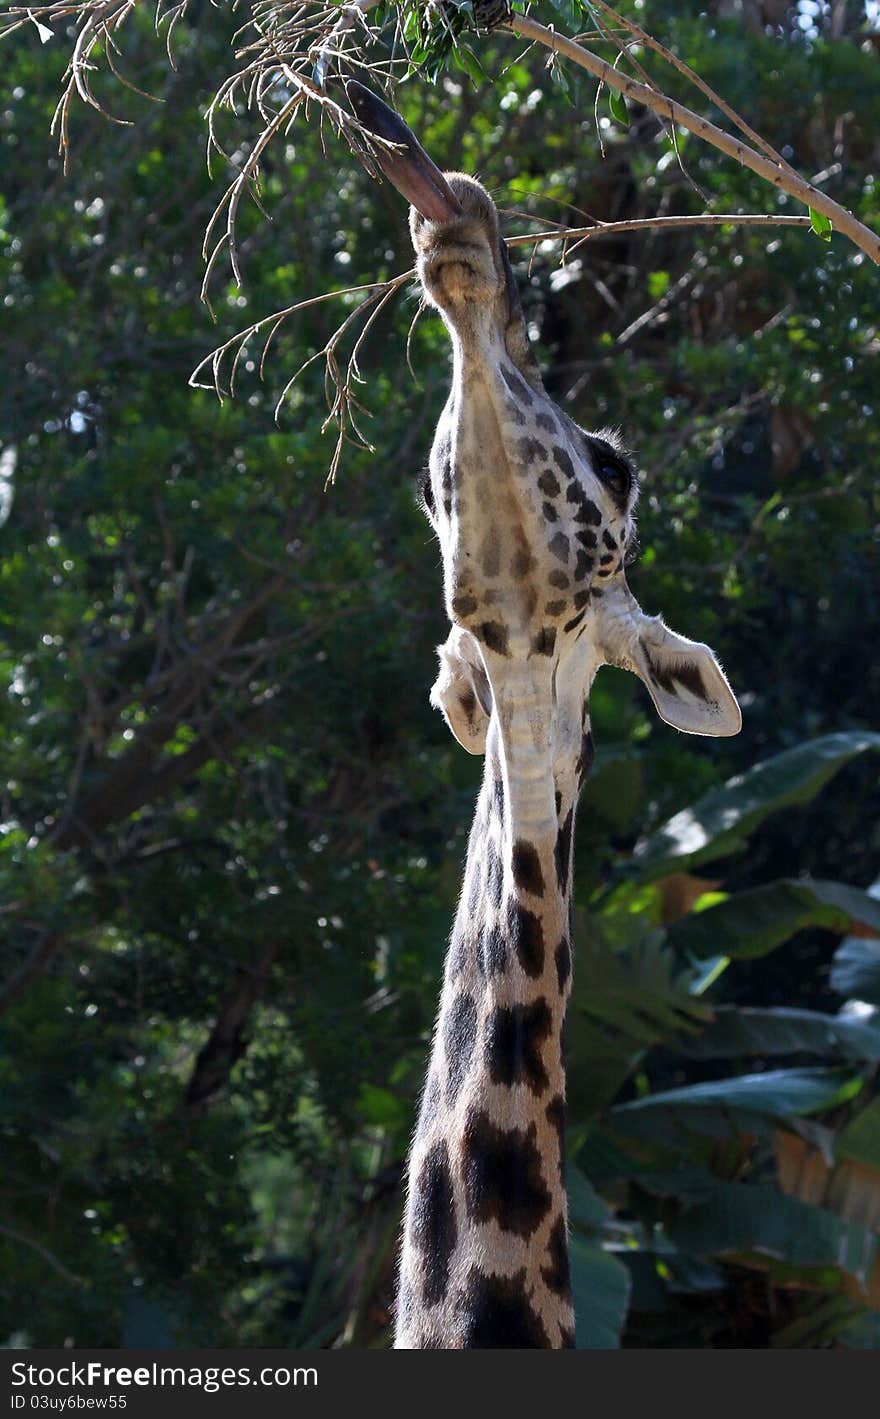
<box><xmin>679</xmin><ymin>1005</ymin><xmax>880</xmax><ymax>1062</ymax></box>
<box><xmin>570</xmin><ymin>1236</ymin><xmax>631</xmax><ymax>1349</ymax></box>
<box><xmin>632</xmin><ymin>733</ymin><xmax>880</xmax><ymax>879</ymax></box>
<box><xmin>668</xmin><ymin>878</ymin><xmax>880</xmax><ymax>961</ymax></box>
<box><xmin>832</xmin><ymin>937</ymin><xmax>880</xmax><ymax>1006</ymax></box>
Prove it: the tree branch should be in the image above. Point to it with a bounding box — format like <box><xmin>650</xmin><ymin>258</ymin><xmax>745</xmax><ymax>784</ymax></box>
<box><xmin>181</xmin><ymin>938</ymin><xmax>278</xmax><ymax>1112</ymax></box>
<box><xmin>504</xmin><ymin>212</ymin><xmax>813</xmax><ymax>253</ymax></box>
<box><xmin>0</xmin><ymin>932</ymin><xmax>68</xmax><ymax>1017</ymax></box>
<box><xmin>504</xmin><ymin>14</ymin><xmax>880</xmax><ymax>266</ymax></box>
<box><xmin>0</xmin><ymin>1222</ymin><xmax>84</xmax><ymax>1287</ymax></box>
<box><xmin>51</xmin><ymin>698</ymin><xmax>273</xmax><ymax>853</ymax></box>
<box><xmin>581</xmin><ymin>0</ymin><xmax>801</xmax><ymax>184</ymax></box>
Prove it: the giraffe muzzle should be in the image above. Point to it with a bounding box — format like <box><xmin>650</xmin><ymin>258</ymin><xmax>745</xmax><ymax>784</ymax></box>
<box><xmin>345</xmin><ymin>80</ymin><xmax>462</xmax><ymax>224</ymax></box>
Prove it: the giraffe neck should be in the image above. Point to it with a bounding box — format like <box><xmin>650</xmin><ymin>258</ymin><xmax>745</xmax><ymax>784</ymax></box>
<box><xmin>396</xmin><ymin>668</ymin><xmax>586</xmax><ymax>1349</ymax></box>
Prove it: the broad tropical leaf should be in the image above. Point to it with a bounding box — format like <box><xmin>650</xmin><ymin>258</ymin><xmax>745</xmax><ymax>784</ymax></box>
<box><xmin>566</xmin><ymin>930</ymin><xmax>712</xmax><ymax>1118</ymax></box>
<box><xmin>837</xmin><ymin>1098</ymin><xmax>880</xmax><ymax>1169</ymax></box>
<box><xmin>612</xmin><ymin>1067</ymin><xmax>863</xmax><ymax>1139</ymax></box>
<box><xmin>771</xmin><ymin>1297</ymin><xmax>866</xmax><ymax>1348</ymax></box>
<box><xmin>631</xmin><ymin>733</ymin><xmax>880</xmax><ymax>879</ymax></box>
<box><xmin>571</xmin><ymin>931</ymin><xmax>712</xmax><ymax>1044</ymax></box>
<box><xmin>569</xmin><ymin>1236</ymin><xmax>631</xmax><ymax>1349</ymax></box>
<box><xmin>668</xmin><ymin>878</ymin><xmax>880</xmax><ymax>961</ymax></box>
<box><xmin>567</xmin><ymin>1164</ymin><xmax>613</xmax><ymax>1230</ymax></box>
<box><xmin>832</xmin><ymin>938</ymin><xmax>880</xmax><ymax>1006</ymax></box>
<box><xmin>680</xmin><ymin>1006</ymin><xmax>880</xmax><ymax>1062</ymax></box>
<box><xmin>839</xmin><ymin>1311</ymin><xmax>880</xmax><ymax>1347</ymax></box>
<box><xmin>664</xmin><ymin>1180</ymin><xmax>878</xmax><ymax>1286</ymax></box>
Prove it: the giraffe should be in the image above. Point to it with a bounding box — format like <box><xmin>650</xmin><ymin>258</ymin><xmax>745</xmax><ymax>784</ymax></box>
<box><xmin>344</xmin><ymin>82</ymin><xmax>741</xmax><ymax>1349</ymax></box>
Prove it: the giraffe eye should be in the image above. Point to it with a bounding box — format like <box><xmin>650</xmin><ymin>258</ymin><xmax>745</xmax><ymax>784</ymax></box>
<box><xmin>596</xmin><ymin>455</ymin><xmax>631</xmax><ymax>501</ymax></box>
<box><xmin>418</xmin><ymin>466</ymin><xmax>436</xmax><ymax>519</ymax></box>
<box><xmin>587</xmin><ymin>438</ymin><xmax>634</xmax><ymax>508</ymax></box>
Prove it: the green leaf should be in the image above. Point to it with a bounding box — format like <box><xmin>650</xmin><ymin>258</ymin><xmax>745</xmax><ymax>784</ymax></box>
<box><xmin>402</xmin><ymin>8</ymin><xmax>421</xmax><ymax>42</ymax></box>
<box><xmin>566</xmin><ymin>930</ymin><xmax>712</xmax><ymax>1118</ymax></box>
<box><xmin>809</xmin><ymin>207</ymin><xmax>833</xmax><ymax>241</ymax></box>
<box><xmin>632</xmin><ymin>733</ymin><xmax>880</xmax><ymax>879</ymax></box>
<box><xmin>547</xmin><ymin>53</ymin><xmax>571</xmax><ymax>99</ymax></box>
<box><xmin>680</xmin><ymin>1005</ymin><xmax>880</xmax><ymax>1062</ymax></box>
<box><xmin>573</xmin><ymin>931</ymin><xmax>711</xmax><ymax>1044</ymax></box>
<box><xmin>608</xmin><ymin>89</ymin><xmax>629</xmax><ymax>128</ymax></box>
<box><xmin>668</xmin><ymin>877</ymin><xmax>880</xmax><ymax>962</ymax></box>
<box><xmin>807</xmin><ymin>879</ymin><xmax>880</xmax><ymax>931</ymax></box>
<box><xmin>567</xmin><ymin>1164</ymin><xmax>613</xmax><ymax>1231</ymax></box>
<box><xmin>569</xmin><ymin>1236</ymin><xmax>631</xmax><ymax>1348</ymax></box>
<box><xmin>838</xmin><ymin>1310</ymin><xmax>880</xmax><ymax>1348</ymax></box>
<box><xmin>665</xmin><ymin>1181</ymin><xmax>878</xmax><ymax>1285</ymax></box>
<box><xmin>837</xmin><ymin>1097</ymin><xmax>880</xmax><ymax>1168</ymax></box>
<box><xmin>647</xmin><ymin>269</ymin><xmax>670</xmax><ymax>301</ymax></box>
<box><xmin>453</xmin><ymin>42</ymin><xmax>486</xmax><ymax>87</ymax></box>
<box><xmin>832</xmin><ymin>937</ymin><xmax>880</xmax><ymax>1005</ymax></box>
<box><xmin>574</xmin><ymin>1122</ymin><xmax>680</xmax><ymax>1188</ymax></box>
<box><xmin>613</xmin><ymin>1066</ymin><xmax>862</xmax><ymax>1124</ymax></box>
<box><xmin>546</xmin><ymin>0</ymin><xmax>589</xmax><ymax>25</ymax></box>
<box><xmin>770</xmin><ymin>1296</ymin><xmax>865</xmax><ymax>1348</ymax></box>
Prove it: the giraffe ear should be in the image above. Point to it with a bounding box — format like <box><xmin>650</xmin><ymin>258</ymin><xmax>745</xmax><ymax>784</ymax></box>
<box><xmin>596</xmin><ymin>588</ymin><xmax>741</xmax><ymax>738</ymax></box>
<box><xmin>627</xmin><ymin>609</ymin><xmax>742</xmax><ymax>737</ymax></box>
<box><xmin>430</xmin><ymin>627</ymin><xmax>492</xmax><ymax>754</ymax></box>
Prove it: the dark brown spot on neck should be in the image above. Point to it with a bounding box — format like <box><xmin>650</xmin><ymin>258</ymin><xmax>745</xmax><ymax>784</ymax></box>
<box><xmin>459</xmin><ymin>1267</ymin><xmax>551</xmax><ymax>1348</ymax></box>
<box><xmin>555</xmin><ymin>807</ymin><xmax>574</xmax><ymax>892</ymax></box>
<box><xmin>506</xmin><ymin>900</ymin><xmax>545</xmax><ymax>977</ymax></box>
<box><xmin>461</xmin><ymin>1109</ymin><xmax>552</xmax><ymax>1239</ymax></box>
<box><xmin>500</xmin><ymin>363</ymin><xmax>534</xmax><ymax>406</ymax></box>
<box><xmin>555</xmin><ymin>936</ymin><xmax>571</xmax><ymax>992</ymax></box>
<box><xmin>412</xmin><ymin>1141</ymin><xmax>457</xmax><ymax>1306</ymax></box>
<box><xmin>444</xmin><ymin>993</ymin><xmax>478</xmax><ymax>1104</ymax></box>
<box><xmin>541</xmin><ymin>1215</ymin><xmax>572</xmax><ymax>1299</ymax></box>
<box><xmin>512</xmin><ymin>839</ymin><xmax>545</xmax><ymax>895</ymax></box>
<box><xmin>485</xmin><ymin>998</ymin><xmax>552</xmax><ymax>1094</ymax></box>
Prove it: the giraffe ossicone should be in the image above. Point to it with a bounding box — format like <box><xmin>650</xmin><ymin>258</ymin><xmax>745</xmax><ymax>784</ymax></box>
<box><xmin>348</xmin><ymin>82</ymin><xmax>740</xmax><ymax>1348</ymax></box>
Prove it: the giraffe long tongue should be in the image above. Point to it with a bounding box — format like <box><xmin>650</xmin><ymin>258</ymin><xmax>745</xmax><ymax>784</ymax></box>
<box><xmin>345</xmin><ymin>80</ymin><xmax>462</xmax><ymax>223</ymax></box>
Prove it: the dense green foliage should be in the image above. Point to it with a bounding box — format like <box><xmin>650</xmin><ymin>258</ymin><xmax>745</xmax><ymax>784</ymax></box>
<box><xmin>1</xmin><ymin>0</ymin><xmax>879</xmax><ymax>1349</ymax></box>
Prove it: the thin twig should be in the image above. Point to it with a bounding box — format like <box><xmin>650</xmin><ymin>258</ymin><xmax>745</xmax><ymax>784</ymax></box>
<box><xmin>505</xmin><ymin>14</ymin><xmax>880</xmax><ymax>266</ymax></box>
<box><xmin>587</xmin><ymin>9</ymin><xmax>707</xmax><ymax>204</ymax></box>
<box><xmin>0</xmin><ymin>1223</ymin><xmax>85</xmax><ymax>1287</ymax></box>
<box><xmin>191</xmin><ymin>211</ymin><xmax>809</xmax><ymax>476</ymax></box>
<box><xmin>505</xmin><ymin>212</ymin><xmax>812</xmax><ymax>251</ymax></box>
<box><xmin>13</xmin><ymin>1</ymin><xmax>878</xmax><ymax>267</ymax></box>
<box><xmin>585</xmin><ymin>0</ymin><xmax>801</xmax><ymax>184</ymax></box>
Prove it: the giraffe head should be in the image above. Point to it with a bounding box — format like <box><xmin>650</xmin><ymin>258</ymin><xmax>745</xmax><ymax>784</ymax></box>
<box><xmin>408</xmin><ymin>172</ymin><xmax>539</xmax><ymax>381</ymax></box>
<box><xmin>348</xmin><ymin>81</ymin><xmax>741</xmax><ymax>759</ymax></box>
<box><xmin>346</xmin><ymin>79</ymin><xmax>537</xmax><ymax>377</ymax></box>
